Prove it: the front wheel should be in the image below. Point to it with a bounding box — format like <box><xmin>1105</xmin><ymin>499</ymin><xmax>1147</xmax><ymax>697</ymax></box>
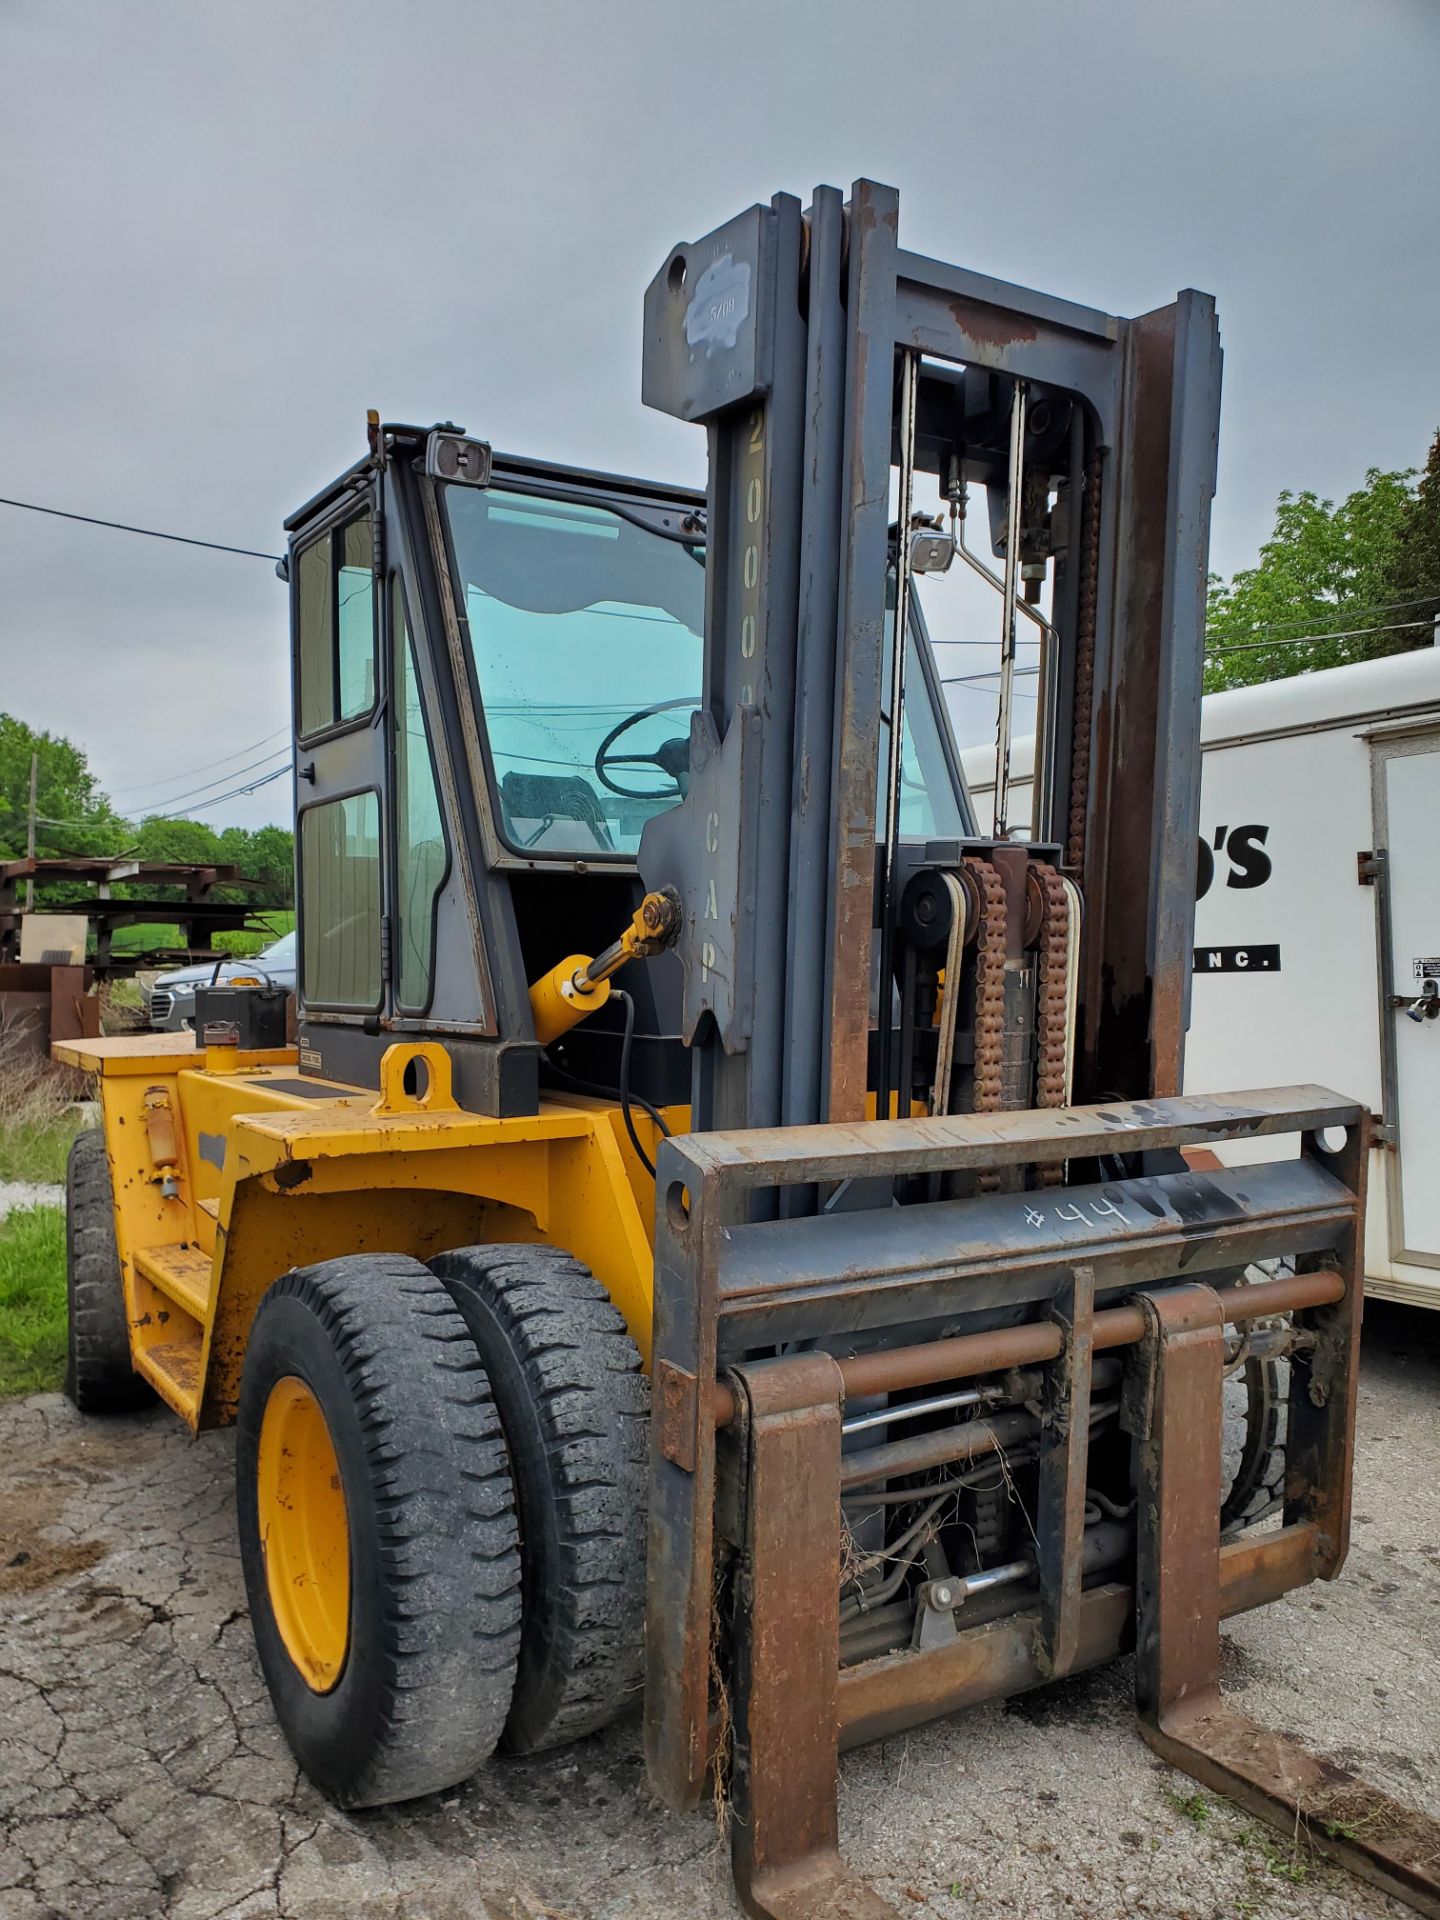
<box><xmin>235</xmin><ymin>1254</ymin><xmax>522</xmax><ymax>1807</ymax></box>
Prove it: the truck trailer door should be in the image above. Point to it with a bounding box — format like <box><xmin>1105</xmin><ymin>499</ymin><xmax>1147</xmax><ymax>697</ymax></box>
<box><xmin>1374</xmin><ymin>729</ymin><xmax>1440</xmax><ymax>1267</ymax></box>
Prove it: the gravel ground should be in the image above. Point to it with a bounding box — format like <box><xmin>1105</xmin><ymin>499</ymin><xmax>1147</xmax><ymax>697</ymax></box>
<box><xmin>0</xmin><ymin>1301</ymin><xmax>1435</xmax><ymax>1920</ymax></box>
<box><xmin>0</xmin><ymin>1183</ymin><xmax>64</xmax><ymax>1221</ymax></box>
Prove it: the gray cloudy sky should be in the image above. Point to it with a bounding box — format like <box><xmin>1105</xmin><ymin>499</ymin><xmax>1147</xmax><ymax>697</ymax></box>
<box><xmin>2</xmin><ymin>0</ymin><xmax>1437</xmax><ymax>829</ymax></box>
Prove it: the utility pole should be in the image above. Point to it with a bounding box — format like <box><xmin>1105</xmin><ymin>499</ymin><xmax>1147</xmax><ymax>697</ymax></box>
<box><xmin>24</xmin><ymin>750</ymin><xmax>38</xmax><ymax>910</ymax></box>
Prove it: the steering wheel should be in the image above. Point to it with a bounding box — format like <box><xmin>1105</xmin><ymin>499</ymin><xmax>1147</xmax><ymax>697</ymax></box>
<box><xmin>594</xmin><ymin>696</ymin><xmax>697</xmax><ymax>801</ymax></box>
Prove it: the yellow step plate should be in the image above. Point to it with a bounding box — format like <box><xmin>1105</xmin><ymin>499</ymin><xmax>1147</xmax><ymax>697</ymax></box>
<box><xmin>133</xmin><ymin>1243</ymin><xmax>212</xmax><ymax>1322</ymax></box>
<box><xmin>134</xmin><ymin>1334</ymin><xmax>203</xmax><ymax>1418</ymax></box>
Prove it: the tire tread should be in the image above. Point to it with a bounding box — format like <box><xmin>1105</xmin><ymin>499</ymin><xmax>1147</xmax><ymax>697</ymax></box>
<box><xmin>238</xmin><ymin>1254</ymin><xmax>521</xmax><ymax>1807</ymax></box>
<box><xmin>429</xmin><ymin>1244</ymin><xmax>648</xmax><ymax>1753</ymax></box>
<box><xmin>64</xmin><ymin>1129</ymin><xmax>152</xmax><ymax>1414</ymax></box>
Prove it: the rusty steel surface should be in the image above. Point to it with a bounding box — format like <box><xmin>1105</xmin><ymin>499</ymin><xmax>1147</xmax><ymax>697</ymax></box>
<box><xmin>823</xmin><ymin>181</ymin><xmax>899</xmax><ymax>1126</ymax></box>
<box><xmin>0</xmin><ymin>961</ymin><xmax>98</xmax><ymax>1055</ymax></box>
<box><xmin>710</xmin><ymin>1263</ymin><xmax>1347</xmax><ymax>1424</ymax></box>
<box><xmin>714</xmin><ymin>1155</ymin><xmax>1353</xmax><ymax>1358</ymax></box>
<box><xmin>1034</xmin><ymin>1262</ymin><xmax>1095</xmax><ymax>1678</ymax></box>
<box><xmin>726</xmin><ymin>1353</ymin><xmax>897</xmax><ymax>1920</ymax></box>
<box><xmin>1149</xmin><ymin>1717</ymin><xmax>1440</xmax><ymax>1919</ymax></box>
<box><xmin>733</xmin><ymin>1272</ymin><xmax>1346</xmax><ymax>1427</ymax></box>
<box><xmin>1131</xmin><ymin>1282</ymin><xmax>1440</xmax><ymax>1920</ymax></box>
<box><xmin>662</xmin><ymin>1084</ymin><xmax>1363</xmax><ymax>1187</ymax></box>
<box><xmin>1064</xmin><ymin>448</ymin><xmax>1103</xmax><ymax>875</ymax></box>
<box><xmin>648</xmin><ymin>1081</ymin><xmax>1371</xmax><ymax>1906</ymax></box>
<box><xmin>1287</xmin><ymin>1117</ymin><xmax>1368</xmax><ymax>1576</ymax></box>
<box><xmin>837</xmin><ymin>1525</ymin><xmax>1321</xmax><ymax>1753</ymax></box>
<box><xmin>644</xmin><ymin>1172</ymin><xmax>742</xmax><ymax>1814</ymax></box>
<box><xmin>837</xmin><ymin>1400</ymin><xmax>1042</xmax><ymax>1490</ymax></box>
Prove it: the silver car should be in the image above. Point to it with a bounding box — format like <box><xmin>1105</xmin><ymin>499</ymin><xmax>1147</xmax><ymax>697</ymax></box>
<box><xmin>147</xmin><ymin>930</ymin><xmax>297</xmax><ymax>1032</ymax></box>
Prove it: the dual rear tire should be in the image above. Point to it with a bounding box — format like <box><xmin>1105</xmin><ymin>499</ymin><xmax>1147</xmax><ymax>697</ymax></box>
<box><xmin>234</xmin><ymin>1245</ymin><xmax>647</xmax><ymax>1807</ymax></box>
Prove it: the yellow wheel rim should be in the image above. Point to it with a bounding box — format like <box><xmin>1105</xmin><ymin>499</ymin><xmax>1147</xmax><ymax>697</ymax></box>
<box><xmin>257</xmin><ymin>1375</ymin><xmax>350</xmax><ymax>1692</ymax></box>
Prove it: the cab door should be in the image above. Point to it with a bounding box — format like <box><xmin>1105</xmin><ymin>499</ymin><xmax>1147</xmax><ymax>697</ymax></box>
<box><xmin>291</xmin><ymin>492</ymin><xmax>388</xmax><ymax>1050</ymax></box>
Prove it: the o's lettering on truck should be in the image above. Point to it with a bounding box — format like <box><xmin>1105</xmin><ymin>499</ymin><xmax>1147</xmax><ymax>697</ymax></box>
<box><xmin>1196</xmin><ymin>823</ymin><xmax>1273</xmax><ymax>899</ymax></box>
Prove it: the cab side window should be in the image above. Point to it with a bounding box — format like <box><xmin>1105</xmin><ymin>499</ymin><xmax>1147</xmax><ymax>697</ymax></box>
<box><xmin>296</xmin><ymin>510</ymin><xmax>376</xmax><ymax>738</ymax></box>
<box><xmin>300</xmin><ymin>792</ymin><xmax>382</xmax><ymax>1009</ymax></box>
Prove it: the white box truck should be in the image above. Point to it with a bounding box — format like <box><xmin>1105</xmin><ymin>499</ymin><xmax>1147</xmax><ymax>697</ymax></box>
<box><xmin>961</xmin><ymin>645</ymin><xmax>1440</xmax><ymax>1308</ymax></box>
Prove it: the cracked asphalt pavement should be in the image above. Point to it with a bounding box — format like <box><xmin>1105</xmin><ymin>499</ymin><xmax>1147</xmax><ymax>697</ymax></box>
<box><xmin>1</xmin><ymin>1301</ymin><xmax>1436</xmax><ymax>1920</ymax></box>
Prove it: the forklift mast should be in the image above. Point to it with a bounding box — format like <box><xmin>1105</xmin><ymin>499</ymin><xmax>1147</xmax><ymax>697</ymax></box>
<box><xmin>638</xmin><ymin>180</ymin><xmax>1219</xmax><ymax>1136</ymax></box>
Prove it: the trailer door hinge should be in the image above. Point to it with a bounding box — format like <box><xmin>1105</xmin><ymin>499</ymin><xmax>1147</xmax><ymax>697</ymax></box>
<box><xmin>1357</xmin><ymin>850</ymin><xmax>1380</xmax><ymax>885</ymax></box>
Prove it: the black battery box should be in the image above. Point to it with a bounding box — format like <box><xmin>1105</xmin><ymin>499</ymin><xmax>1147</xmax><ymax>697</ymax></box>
<box><xmin>194</xmin><ymin>983</ymin><xmax>290</xmax><ymax>1051</ymax></box>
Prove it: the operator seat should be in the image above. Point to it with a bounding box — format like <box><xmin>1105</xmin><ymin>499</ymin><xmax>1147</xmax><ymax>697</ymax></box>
<box><xmin>500</xmin><ymin>771</ymin><xmax>616</xmax><ymax>853</ymax></box>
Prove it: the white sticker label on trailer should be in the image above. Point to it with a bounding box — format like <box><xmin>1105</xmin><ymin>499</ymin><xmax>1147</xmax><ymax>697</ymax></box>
<box><xmin>1413</xmin><ymin>956</ymin><xmax>1440</xmax><ymax>979</ymax></box>
<box><xmin>1193</xmin><ymin>944</ymin><xmax>1282</xmax><ymax>973</ymax></box>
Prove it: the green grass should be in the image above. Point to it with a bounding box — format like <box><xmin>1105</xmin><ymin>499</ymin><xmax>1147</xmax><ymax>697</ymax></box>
<box><xmin>0</xmin><ymin>1112</ymin><xmax>80</xmax><ymax>1184</ymax></box>
<box><xmin>223</xmin><ymin>911</ymin><xmax>295</xmax><ymax>956</ymax></box>
<box><xmin>1166</xmin><ymin>1788</ymin><xmax>1213</xmax><ymax>1828</ymax></box>
<box><xmin>0</xmin><ymin>1051</ymin><xmax>85</xmax><ymax>1184</ymax></box>
<box><xmin>0</xmin><ymin>1205</ymin><xmax>67</xmax><ymax>1397</ymax></box>
<box><xmin>106</xmin><ymin>908</ymin><xmax>294</xmax><ymax>959</ymax></box>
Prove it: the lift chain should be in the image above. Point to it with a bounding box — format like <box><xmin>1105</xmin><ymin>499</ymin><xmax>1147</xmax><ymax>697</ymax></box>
<box><xmin>962</xmin><ymin>856</ymin><xmax>1007</xmax><ymax>1117</ymax></box>
<box><xmin>961</xmin><ymin>857</ymin><xmax>1008</xmax><ymax>1198</ymax></box>
<box><xmin>1034</xmin><ymin>864</ymin><xmax>1073</xmax><ymax>1189</ymax></box>
<box><xmin>1065</xmin><ymin>451</ymin><xmax>1103</xmax><ymax>874</ymax></box>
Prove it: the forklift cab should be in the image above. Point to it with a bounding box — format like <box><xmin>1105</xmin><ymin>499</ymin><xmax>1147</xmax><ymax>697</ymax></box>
<box><xmin>283</xmin><ymin>425</ymin><xmax>969</xmax><ymax>1117</ymax></box>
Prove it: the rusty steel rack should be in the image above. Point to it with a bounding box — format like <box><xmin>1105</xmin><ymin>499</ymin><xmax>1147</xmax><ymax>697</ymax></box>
<box><xmin>0</xmin><ymin>857</ymin><xmax>281</xmax><ymax>975</ymax></box>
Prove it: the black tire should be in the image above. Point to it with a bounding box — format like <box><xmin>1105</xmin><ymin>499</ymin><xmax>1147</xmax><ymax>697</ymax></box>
<box><xmin>1222</xmin><ymin>1350</ymin><xmax>1289</xmax><ymax>1535</ymax></box>
<box><xmin>64</xmin><ymin>1128</ymin><xmax>152</xmax><ymax>1414</ymax></box>
<box><xmin>428</xmin><ymin>1244</ymin><xmax>649</xmax><ymax>1754</ymax></box>
<box><xmin>235</xmin><ymin>1254</ymin><xmax>522</xmax><ymax>1808</ymax></box>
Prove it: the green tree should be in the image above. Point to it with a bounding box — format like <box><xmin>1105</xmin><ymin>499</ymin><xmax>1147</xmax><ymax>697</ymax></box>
<box><xmin>235</xmin><ymin>824</ymin><xmax>295</xmax><ymax>904</ymax></box>
<box><xmin>1378</xmin><ymin>427</ymin><xmax>1440</xmax><ymax>648</ymax></box>
<box><xmin>1203</xmin><ymin>465</ymin><xmax>1429</xmax><ymax>692</ymax></box>
<box><xmin>128</xmin><ymin>816</ymin><xmax>293</xmax><ymax>907</ymax></box>
<box><xmin>131</xmin><ymin>814</ymin><xmax>226</xmax><ymax>869</ymax></box>
<box><xmin>0</xmin><ymin>714</ymin><xmax>127</xmax><ymax>864</ymax></box>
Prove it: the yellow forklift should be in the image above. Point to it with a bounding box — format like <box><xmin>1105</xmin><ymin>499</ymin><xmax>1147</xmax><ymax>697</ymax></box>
<box><xmin>57</xmin><ymin>179</ymin><xmax>1440</xmax><ymax>1918</ymax></box>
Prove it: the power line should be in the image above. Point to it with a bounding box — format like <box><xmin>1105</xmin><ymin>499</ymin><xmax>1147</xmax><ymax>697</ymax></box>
<box><xmin>129</xmin><ymin>746</ymin><xmax>293</xmax><ymax>816</ymax></box>
<box><xmin>1204</xmin><ymin>590</ymin><xmax>1440</xmax><ymax>636</ymax></box>
<box><xmin>108</xmin><ymin>726</ymin><xmax>292</xmax><ymax>796</ymax></box>
<box><xmin>0</xmin><ymin>494</ymin><xmax>282</xmax><ymax>561</ymax></box>
<box><xmin>932</xmin><ymin>590</ymin><xmax>1439</xmax><ymax>659</ymax></box>
<box><xmin>30</xmin><ymin>755</ymin><xmax>292</xmax><ymax>836</ymax></box>
<box><xmin>936</xmin><ymin>611</ymin><xmax>1437</xmax><ymax>670</ymax></box>
<box><xmin>1206</xmin><ymin>617</ymin><xmax>1438</xmax><ymax>658</ymax></box>
<box><xmin>941</xmin><ymin>667</ymin><xmax>1041</xmax><ymax>686</ymax></box>
<box><xmin>143</xmin><ymin>762</ymin><xmax>291</xmax><ymax>820</ymax></box>
<box><xmin>33</xmin><ymin>814</ymin><xmax>130</xmax><ymax>831</ymax></box>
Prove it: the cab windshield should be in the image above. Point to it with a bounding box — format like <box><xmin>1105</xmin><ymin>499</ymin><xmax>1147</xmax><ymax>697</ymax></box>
<box><xmin>442</xmin><ymin>482</ymin><xmax>963</xmax><ymax>857</ymax></box>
